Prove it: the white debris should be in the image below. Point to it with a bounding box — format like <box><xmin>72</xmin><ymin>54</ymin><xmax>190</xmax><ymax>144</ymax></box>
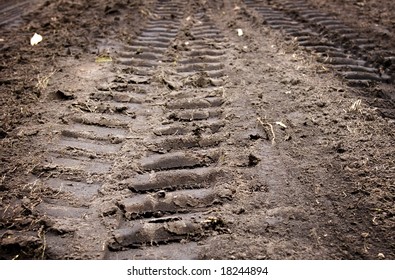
<box><xmin>30</xmin><ymin>33</ymin><xmax>43</xmax><ymax>46</ymax></box>
<box><xmin>237</xmin><ymin>28</ymin><xmax>243</xmax><ymax>36</ymax></box>
<box><xmin>275</xmin><ymin>121</ymin><xmax>287</xmax><ymax>129</ymax></box>
<box><xmin>378</xmin><ymin>253</ymin><xmax>385</xmax><ymax>259</ymax></box>
<box><xmin>350</xmin><ymin>99</ymin><xmax>362</xmax><ymax>112</ymax></box>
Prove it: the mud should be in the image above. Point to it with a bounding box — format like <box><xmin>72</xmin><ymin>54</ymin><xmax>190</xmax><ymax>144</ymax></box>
<box><xmin>0</xmin><ymin>0</ymin><xmax>394</xmax><ymax>260</ymax></box>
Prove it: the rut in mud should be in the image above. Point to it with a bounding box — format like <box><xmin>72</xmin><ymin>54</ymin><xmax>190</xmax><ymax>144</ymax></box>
<box><xmin>0</xmin><ymin>0</ymin><xmax>394</xmax><ymax>260</ymax></box>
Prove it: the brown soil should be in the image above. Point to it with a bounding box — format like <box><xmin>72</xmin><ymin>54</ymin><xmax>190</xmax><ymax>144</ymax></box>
<box><xmin>1</xmin><ymin>0</ymin><xmax>394</xmax><ymax>260</ymax></box>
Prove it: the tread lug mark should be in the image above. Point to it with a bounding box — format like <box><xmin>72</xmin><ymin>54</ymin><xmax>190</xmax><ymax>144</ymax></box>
<box><xmin>118</xmin><ymin>188</ymin><xmax>230</xmax><ymax>219</ymax></box>
<box><xmin>168</xmin><ymin>109</ymin><xmax>222</xmax><ymax>122</ymax></box>
<box><xmin>109</xmin><ymin>215</ymin><xmax>204</xmax><ymax>249</ymax></box>
<box><xmin>147</xmin><ymin>135</ymin><xmax>224</xmax><ymax>152</ymax></box>
<box><xmin>42</xmin><ymin>178</ymin><xmax>101</xmax><ymax>201</ymax></box>
<box><xmin>47</xmin><ymin>154</ymin><xmax>112</xmax><ymax>174</ymax></box>
<box><xmin>139</xmin><ymin>151</ymin><xmax>218</xmax><ymax>171</ymax></box>
<box><xmin>153</xmin><ymin>120</ymin><xmax>225</xmax><ymax>136</ymax></box>
<box><xmin>126</xmin><ymin>168</ymin><xmax>222</xmax><ymax>193</ymax></box>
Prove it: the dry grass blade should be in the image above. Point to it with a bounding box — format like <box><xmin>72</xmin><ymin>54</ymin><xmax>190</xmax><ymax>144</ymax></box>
<box><xmin>35</xmin><ymin>70</ymin><xmax>57</xmax><ymax>91</ymax></box>
<box><xmin>38</xmin><ymin>225</ymin><xmax>46</xmax><ymax>259</ymax></box>
<box><xmin>257</xmin><ymin>117</ymin><xmax>276</xmax><ymax>145</ymax></box>
<box><xmin>349</xmin><ymin>99</ymin><xmax>362</xmax><ymax>112</ymax></box>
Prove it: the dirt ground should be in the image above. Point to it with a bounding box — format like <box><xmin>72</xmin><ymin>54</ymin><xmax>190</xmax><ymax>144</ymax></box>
<box><xmin>0</xmin><ymin>0</ymin><xmax>394</xmax><ymax>260</ymax></box>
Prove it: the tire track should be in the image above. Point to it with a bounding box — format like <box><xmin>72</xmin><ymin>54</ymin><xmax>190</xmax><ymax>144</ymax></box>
<box><xmin>243</xmin><ymin>0</ymin><xmax>393</xmax><ymax>86</ymax></box>
<box><xmin>30</xmin><ymin>0</ymin><xmax>188</xmax><ymax>259</ymax></box>
<box><xmin>106</xmin><ymin>5</ymin><xmax>233</xmax><ymax>260</ymax></box>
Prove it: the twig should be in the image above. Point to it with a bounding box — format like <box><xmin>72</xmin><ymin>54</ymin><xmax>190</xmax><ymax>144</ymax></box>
<box><xmin>257</xmin><ymin>117</ymin><xmax>276</xmax><ymax>144</ymax></box>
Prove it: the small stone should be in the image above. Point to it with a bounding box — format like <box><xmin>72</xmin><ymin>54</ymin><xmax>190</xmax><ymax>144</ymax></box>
<box><xmin>378</xmin><ymin>253</ymin><xmax>385</xmax><ymax>259</ymax></box>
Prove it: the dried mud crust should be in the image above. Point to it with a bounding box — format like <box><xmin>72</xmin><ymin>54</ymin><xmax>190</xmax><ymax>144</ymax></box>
<box><xmin>1</xmin><ymin>0</ymin><xmax>394</xmax><ymax>260</ymax></box>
